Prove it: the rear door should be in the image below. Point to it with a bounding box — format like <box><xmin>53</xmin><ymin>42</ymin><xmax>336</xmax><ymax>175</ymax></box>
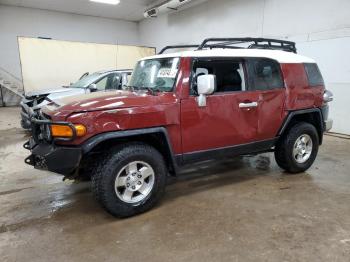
<box><xmin>245</xmin><ymin>58</ymin><xmax>286</xmax><ymax>140</ymax></box>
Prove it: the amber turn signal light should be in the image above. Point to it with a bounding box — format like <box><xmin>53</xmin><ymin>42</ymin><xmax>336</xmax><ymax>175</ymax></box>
<box><xmin>51</xmin><ymin>124</ymin><xmax>87</xmax><ymax>138</ymax></box>
<box><xmin>74</xmin><ymin>124</ymin><xmax>87</xmax><ymax>137</ymax></box>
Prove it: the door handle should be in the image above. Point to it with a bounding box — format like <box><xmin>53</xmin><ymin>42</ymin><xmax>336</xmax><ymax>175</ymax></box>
<box><xmin>239</xmin><ymin>102</ymin><xmax>258</xmax><ymax>108</ymax></box>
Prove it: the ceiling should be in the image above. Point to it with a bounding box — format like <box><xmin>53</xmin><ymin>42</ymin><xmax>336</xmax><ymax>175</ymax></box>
<box><xmin>0</xmin><ymin>0</ymin><xmax>160</xmax><ymax>21</ymax></box>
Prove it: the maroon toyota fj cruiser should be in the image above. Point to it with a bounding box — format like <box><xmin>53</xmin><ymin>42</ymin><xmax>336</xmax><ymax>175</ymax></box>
<box><xmin>24</xmin><ymin>38</ymin><xmax>333</xmax><ymax>217</ymax></box>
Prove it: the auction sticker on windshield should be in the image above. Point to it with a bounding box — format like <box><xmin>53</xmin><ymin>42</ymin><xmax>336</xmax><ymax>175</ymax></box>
<box><xmin>157</xmin><ymin>68</ymin><xmax>177</xmax><ymax>78</ymax></box>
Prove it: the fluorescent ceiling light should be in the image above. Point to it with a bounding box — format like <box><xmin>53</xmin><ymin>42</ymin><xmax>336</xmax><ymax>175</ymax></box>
<box><xmin>89</xmin><ymin>0</ymin><xmax>120</xmax><ymax>5</ymax></box>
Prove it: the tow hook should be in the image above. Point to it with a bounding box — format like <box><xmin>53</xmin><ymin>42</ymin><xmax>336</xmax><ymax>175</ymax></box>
<box><xmin>23</xmin><ymin>141</ymin><xmax>30</xmax><ymax>150</ymax></box>
<box><xmin>24</xmin><ymin>155</ymin><xmax>35</xmax><ymax>166</ymax></box>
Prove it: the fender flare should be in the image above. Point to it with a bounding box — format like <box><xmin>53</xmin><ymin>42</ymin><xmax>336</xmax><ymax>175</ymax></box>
<box><xmin>278</xmin><ymin>108</ymin><xmax>325</xmax><ymax>143</ymax></box>
<box><xmin>81</xmin><ymin>127</ymin><xmax>179</xmax><ymax>174</ymax></box>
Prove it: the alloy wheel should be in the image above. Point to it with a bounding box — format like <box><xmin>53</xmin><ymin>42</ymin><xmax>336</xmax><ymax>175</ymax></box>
<box><xmin>114</xmin><ymin>161</ymin><xmax>155</xmax><ymax>204</ymax></box>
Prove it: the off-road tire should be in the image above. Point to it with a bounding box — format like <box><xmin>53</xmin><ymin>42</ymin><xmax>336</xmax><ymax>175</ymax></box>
<box><xmin>91</xmin><ymin>142</ymin><xmax>167</xmax><ymax>218</ymax></box>
<box><xmin>275</xmin><ymin>122</ymin><xmax>319</xmax><ymax>173</ymax></box>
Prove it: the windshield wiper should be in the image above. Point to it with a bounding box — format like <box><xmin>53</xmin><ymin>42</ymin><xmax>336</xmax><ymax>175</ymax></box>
<box><xmin>141</xmin><ymin>86</ymin><xmax>164</xmax><ymax>96</ymax></box>
<box><xmin>144</xmin><ymin>87</ymin><xmax>157</xmax><ymax>96</ymax></box>
<box><xmin>123</xmin><ymin>85</ymin><xmax>136</xmax><ymax>92</ymax></box>
<box><xmin>124</xmin><ymin>85</ymin><xmax>161</xmax><ymax>96</ymax></box>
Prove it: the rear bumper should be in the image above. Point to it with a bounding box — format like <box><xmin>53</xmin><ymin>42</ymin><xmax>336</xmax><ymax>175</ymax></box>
<box><xmin>24</xmin><ymin>140</ymin><xmax>82</xmax><ymax>176</ymax></box>
<box><xmin>321</xmin><ymin>104</ymin><xmax>333</xmax><ymax>132</ymax></box>
<box><xmin>324</xmin><ymin>119</ymin><xmax>333</xmax><ymax>132</ymax></box>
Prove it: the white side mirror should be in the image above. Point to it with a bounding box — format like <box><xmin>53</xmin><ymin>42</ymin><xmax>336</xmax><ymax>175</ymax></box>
<box><xmin>197</xmin><ymin>74</ymin><xmax>216</xmax><ymax>107</ymax></box>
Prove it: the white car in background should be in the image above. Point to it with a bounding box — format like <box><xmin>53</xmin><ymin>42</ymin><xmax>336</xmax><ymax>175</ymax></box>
<box><xmin>20</xmin><ymin>69</ymin><xmax>132</xmax><ymax>129</ymax></box>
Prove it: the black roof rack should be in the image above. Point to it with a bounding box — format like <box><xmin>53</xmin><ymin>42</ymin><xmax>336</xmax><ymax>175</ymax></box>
<box><xmin>158</xmin><ymin>45</ymin><xmax>200</xmax><ymax>54</ymax></box>
<box><xmin>198</xmin><ymin>38</ymin><xmax>297</xmax><ymax>53</ymax></box>
<box><xmin>158</xmin><ymin>44</ymin><xmax>244</xmax><ymax>54</ymax></box>
<box><xmin>158</xmin><ymin>38</ymin><xmax>297</xmax><ymax>55</ymax></box>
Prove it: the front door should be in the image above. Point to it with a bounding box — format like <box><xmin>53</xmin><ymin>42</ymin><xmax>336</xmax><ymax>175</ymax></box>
<box><xmin>180</xmin><ymin>57</ymin><xmax>286</xmax><ymax>161</ymax></box>
<box><xmin>180</xmin><ymin>59</ymin><xmax>260</xmax><ymax>156</ymax></box>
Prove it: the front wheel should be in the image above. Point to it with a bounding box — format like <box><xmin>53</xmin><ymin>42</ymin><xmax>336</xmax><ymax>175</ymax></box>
<box><xmin>92</xmin><ymin>143</ymin><xmax>167</xmax><ymax>218</ymax></box>
<box><xmin>275</xmin><ymin>122</ymin><xmax>319</xmax><ymax>173</ymax></box>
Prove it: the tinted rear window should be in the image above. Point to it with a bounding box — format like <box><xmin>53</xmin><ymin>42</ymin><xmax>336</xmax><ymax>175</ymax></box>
<box><xmin>304</xmin><ymin>63</ymin><xmax>324</xmax><ymax>86</ymax></box>
<box><xmin>246</xmin><ymin>58</ymin><xmax>284</xmax><ymax>91</ymax></box>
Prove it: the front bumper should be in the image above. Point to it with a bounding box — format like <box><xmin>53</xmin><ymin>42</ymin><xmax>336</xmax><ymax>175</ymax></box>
<box><xmin>24</xmin><ymin>139</ymin><xmax>82</xmax><ymax>175</ymax></box>
<box><xmin>20</xmin><ymin>101</ymin><xmax>31</xmax><ymax>129</ymax></box>
<box><xmin>24</xmin><ymin>112</ymin><xmax>82</xmax><ymax>176</ymax></box>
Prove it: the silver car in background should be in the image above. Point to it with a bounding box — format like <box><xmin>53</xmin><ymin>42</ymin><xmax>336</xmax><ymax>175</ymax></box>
<box><xmin>20</xmin><ymin>69</ymin><xmax>132</xmax><ymax>129</ymax></box>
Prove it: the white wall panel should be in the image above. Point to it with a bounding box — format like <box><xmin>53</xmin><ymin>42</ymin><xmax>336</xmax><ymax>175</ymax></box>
<box><xmin>139</xmin><ymin>0</ymin><xmax>264</xmax><ymax>51</ymax></box>
<box><xmin>297</xmin><ymin>37</ymin><xmax>350</xmax><ymax>84</ymax></box>
<box><xmin>18</xmin><ymin>37</ymin><xmax>155</xmax><ymax>93</ymax></box>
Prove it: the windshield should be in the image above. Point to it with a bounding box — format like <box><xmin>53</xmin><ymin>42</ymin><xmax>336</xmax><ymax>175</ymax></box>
<box><xmin>128</xmin><ymin>57</ymin><xmax>180</xmax><ymax>92</ymax></box>
<box><xmin>70</xmin><ymin>72</ymin><xmax>105</xmax><ymax>88</ymax></box>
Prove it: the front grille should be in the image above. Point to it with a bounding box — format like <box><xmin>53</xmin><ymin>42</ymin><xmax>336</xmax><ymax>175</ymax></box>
<box><xmin>30</xmin><ymin>112</ymin><xmax>76</xmax><ymax>143</ymax></box>
<box><xmin>31</xmin><ymin>112</ymin><xmax>52</xmax><ymax>143</ymax></box>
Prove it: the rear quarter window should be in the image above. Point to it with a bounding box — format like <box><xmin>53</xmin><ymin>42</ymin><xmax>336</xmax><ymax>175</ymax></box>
<box><xmin>304</xmin><ymin>63</ymin><xmax>324</xmax><ymax>86</ymax></box>
<box><xmin>246</xmin><ymin>58</ymin><xmax>284</xmax><ymax>91</ymax></box>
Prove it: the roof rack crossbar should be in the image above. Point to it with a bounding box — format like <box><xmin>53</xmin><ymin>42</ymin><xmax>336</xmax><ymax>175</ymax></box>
<box><xmin>158</xmin><ymin>45</ymin><xmax>200</xmax><ymax>54</ymax></box>
<box><xmin>198</xmin><ymin>38</ymin><xmax>297</xmax><ymax>53</ymax></box>
<box><xmin>158</xmin><ymin>43</ymin><xmax>244</xmax><ymax>54</ymax></box>
<box><xmin>207</xmin><ymin>44</ymin><xmax>244</xmax><ymax>50</ymax></box>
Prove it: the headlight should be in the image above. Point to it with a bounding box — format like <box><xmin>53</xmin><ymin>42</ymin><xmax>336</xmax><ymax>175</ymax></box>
<box><xmin>50</xmin><ymin>124</ymin><xmax>87</xmax><ymax>138</ymax></box>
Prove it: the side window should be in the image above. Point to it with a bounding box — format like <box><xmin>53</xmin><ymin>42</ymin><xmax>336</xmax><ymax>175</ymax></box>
<box><xmin>121</xmin><ymin>73</ymin><xmax>132</xmax><ymax>90</ymax></box>
<box><xmin>127</xmin><ymin>73</ymin><xmax>132</xmax><ymax>83</ymax></box>
<box><xmin>107</xmin><ymin>73</ymin><xmax>121</xmax><ymax>90</ymax></box>
<box><xmin>95</xmin><ymin>73</ymin><xmax>122</xmax><ymax>90</ymax></box>
<box><xmin>304</xmin><ymin>63</ymin><xmax>324</xmax><ymax>86</ymax></box>
<box><xmin>192</xmin><ymin>60</ymin><xmax>246</xmax><ymax>94</ymax></box>
<box><xmin>247</xmin><ymin>58</ymin><xmax>283</xmax><ymax>90</ymax></box>
<box><xmin>95</xmin><ymin>75</ymin><xmax>109</xmax><ymax>91</ymax></box>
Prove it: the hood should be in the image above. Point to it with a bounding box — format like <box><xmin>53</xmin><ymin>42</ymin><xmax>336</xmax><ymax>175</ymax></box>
<box><xmin>49</xmin><ymin>90</ymin><xmax>178</xmax><ymax>113</ymax></box>
<box><xmin>32</xmin><ymin>88</ymin><xmax>86</xmax><ymax>110</ymax></box>
<box><xmin>46</xmin><ymin>88</ymin><xmax>86</xmax><ymax>101</ymax></box>
<box><xmin>25</xmin><ymin>87</ymin><xmax>81</xmax><ymax>97</ymax></box>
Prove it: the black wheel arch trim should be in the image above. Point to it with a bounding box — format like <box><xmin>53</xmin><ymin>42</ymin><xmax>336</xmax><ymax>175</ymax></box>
<box><xmin>278</xmin><ymin>108</ymin><xmax>325</xmax><ymax>144</ymax></box>
<box><xmin>81</xmin><ymin>127</ymin><xmax>180</xmax><ymax>174</ymax></box>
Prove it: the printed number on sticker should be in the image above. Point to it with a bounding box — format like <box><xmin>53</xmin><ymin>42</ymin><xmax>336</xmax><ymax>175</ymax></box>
<box><xmin>158</xmin><ymin>68</ymin><xmax>177</xmax><ymax>78</ymax></box>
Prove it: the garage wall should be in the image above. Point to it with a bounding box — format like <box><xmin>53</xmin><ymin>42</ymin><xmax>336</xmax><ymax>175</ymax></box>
<box><xmin>18</xmin><ymin>37</ymin><xmax>155</xmax><ymax>93</ymax></box>
<box><xmin>0</xmin><ymin>4</ymin><xmax>140</xmax><ymax>79</ymax></box>
<box><xmin>139</xmin><ymin>0</ymin><xmax>350</xmax><ymax>135</ymax></box>
<box><xmin>139</xmin><ymin>0</ymin><xmax>350</xmax><ymax>52</ymax></box>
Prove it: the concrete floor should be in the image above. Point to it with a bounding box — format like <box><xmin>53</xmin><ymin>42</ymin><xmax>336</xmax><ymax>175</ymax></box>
<box><xmin>1</xmin><ymin>107</ymin><xmax>350</xmax><ymax>262</ymax></box>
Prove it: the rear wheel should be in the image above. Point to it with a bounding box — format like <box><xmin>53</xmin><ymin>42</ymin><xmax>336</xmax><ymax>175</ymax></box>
<box><xmin>91</xmin><ymin>143</ymin><xmax>167</xmax><ymax>218</ymax></box>
<box><xmin>275</xmin><ymin>122</ymin><xmax>319</xmax><ymax>173</ymax></box>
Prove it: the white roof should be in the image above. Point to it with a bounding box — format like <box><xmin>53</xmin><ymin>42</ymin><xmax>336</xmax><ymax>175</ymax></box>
<box><xmin>142</xmin><ymin>49</ymin><xmax>315</xmax><ymax>64</ymax></box>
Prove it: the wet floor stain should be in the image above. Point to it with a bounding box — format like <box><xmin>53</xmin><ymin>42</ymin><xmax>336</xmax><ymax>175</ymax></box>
<box><xmin>0</xmin><ymin>187</ymin><xmax>34</xmax><ymax>196</ymax></box>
